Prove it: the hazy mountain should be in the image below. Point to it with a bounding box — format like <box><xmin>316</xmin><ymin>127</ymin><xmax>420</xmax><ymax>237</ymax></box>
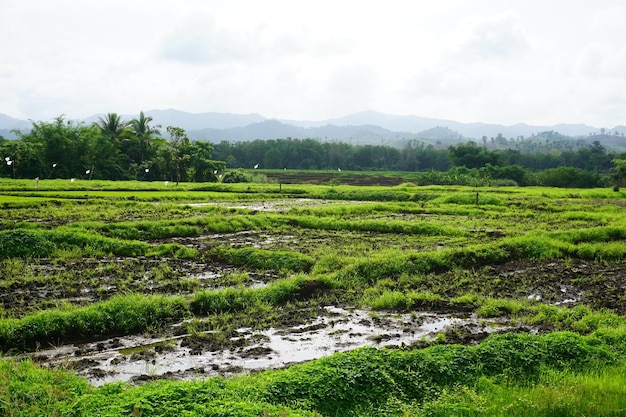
<box><xmin>0</xmin><ymin>114</ymin><xmax>32</xmax><ymax>138</ymax></box>
<box><xmin>189</xmin><ymin>120</ymin><xmax>418</xmax><ymax>145</ymax></box>
<box><xmin>0</xmin><ymin>109</ymin><xmax>613</xmax><ymax>145</ymax></box>
<box><xmin>82</xmin><ymin>109</ymin><xmax>266</xmax><ymax>131</ymax></box>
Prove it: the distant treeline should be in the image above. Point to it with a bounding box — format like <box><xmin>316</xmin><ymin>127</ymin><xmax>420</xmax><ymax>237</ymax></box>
<box><xmin>212</xmin><ymin>137</ymin><xmax>619</xmax><ymax>173</ymax></box>
<box><xmin>2</xmin><ymin>116</ymin><xmax>626</xmax><ymax>188</ymax></box>
<box><xmin>212</xmin><ymin>138</ymin><xmax>625</xmax><ymax>187</ymax></box>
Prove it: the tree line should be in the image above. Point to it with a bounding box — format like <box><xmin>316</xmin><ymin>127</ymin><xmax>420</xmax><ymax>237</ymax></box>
<box><xmin>212</xmin><ymin>138</ymin><xmax>624</xmax><ymax>187</ymax></box>
<box><xmin>1</xmin><ymin>115</ymin><xmax>625</xmax><ymax>188</ymax></box>
<box><xmin>0</xmin><ymin>113</ymin><xmax>224</xmax><ymax>182</ymax></box>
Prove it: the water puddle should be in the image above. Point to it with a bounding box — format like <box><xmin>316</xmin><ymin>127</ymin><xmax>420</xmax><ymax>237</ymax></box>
<box><xmin>187</xmin><ymin>199</ymin><xmax>371</xmax><ymax>211</ymax></box>
<box><xmin>33</xmin><ymin>307</ymin><xmax>510</xmax><ymax>386</ymax></box>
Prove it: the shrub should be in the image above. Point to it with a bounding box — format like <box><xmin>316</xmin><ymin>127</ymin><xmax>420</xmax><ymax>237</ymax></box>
<box><xmin>222</xmin><ymin>169</ymin><xmax>252</xmax><ymax>183</ymax></box>
<box><xmin>0</xmin><ymin>230</ymin><xmax>55</xmax><ymax>258</ymax></box>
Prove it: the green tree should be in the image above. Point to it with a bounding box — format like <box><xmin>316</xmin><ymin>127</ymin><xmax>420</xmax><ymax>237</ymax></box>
<box><xmin>189</xmin><ymin>141</ymin><xmax>225</xmax><ymax>182</ymax></box>
<box><xmin>94</xmin><ymin>113</ymin><xmax>128</xmax><ymax>143</ymax></box>
<box><xmin>160</xmin><ymin>126</ymin><xmax>192</xmax><ymax>184</ymax></box>
<box><xmin>129</xmin><ymin>111</ymin><xmax>160</xmax><ymax>164</ymax></box>
<box><xmin>447</xmin><ymin>141</ymin><xmax>500</xmax><ymax>169</ymax></box>
<box><xmin>19</xmin><ymin>117</ymin><xmax>91</xmax><ymax>178</ymax></box>
<box><xmin>538</xmin><ymin>166</ymin><xmax>605</xmax><ymax>188</ymax></box>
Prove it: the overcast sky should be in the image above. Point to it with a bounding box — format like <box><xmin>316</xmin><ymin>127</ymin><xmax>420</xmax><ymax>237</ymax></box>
<box><xmin>2</xmin><ymin>0</ymin><xmax>626</xmax><ymax>127</ymax></box>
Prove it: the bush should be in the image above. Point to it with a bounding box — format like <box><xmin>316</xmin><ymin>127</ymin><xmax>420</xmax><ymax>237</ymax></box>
<box><xmin>538</xmin><ymin>166</ymin><xmax>607</xmax><ymax>188</ymax></box>
<box><xmin>222</xmin><ymin>169</ymin><xmax>251</xmax><ymax>183</ymax></box>
<box><xmin>0</xmin><ymin>230</ymin><xmax>55</xmax><ymax>258</ymax></box>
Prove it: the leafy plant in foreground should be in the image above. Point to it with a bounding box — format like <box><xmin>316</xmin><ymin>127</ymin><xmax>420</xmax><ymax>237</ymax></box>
<box><xmin>0</xmin><ymin>229</ymin><xmax>55</xmax><ymax>258</ymax></box>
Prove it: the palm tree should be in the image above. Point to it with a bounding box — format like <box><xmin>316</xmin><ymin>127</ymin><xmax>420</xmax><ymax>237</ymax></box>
<box><xmin>129</xmin><ymin>111</ymin><xmax>160</xmax><ymax>164</ymax></box>
<box><xmin>95</xmin><ymin>113</ymin><xmax>128</xmax><ymax>143</ymax></box>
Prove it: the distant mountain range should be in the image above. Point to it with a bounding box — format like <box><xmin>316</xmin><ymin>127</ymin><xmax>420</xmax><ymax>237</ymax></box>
<box><xmin>1</xmin><ymin>109</ymin><xmax>624</xmax><ymax>148</ymax></box>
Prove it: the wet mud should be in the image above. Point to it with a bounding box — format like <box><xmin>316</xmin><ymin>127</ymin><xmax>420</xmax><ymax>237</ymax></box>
<box><xmin>32</xmin><ymin>307</ymin><xmax>511</xmax><ymax>386</ymax></box>
<box><xmin>3</xmin><ymin>227</ymin><xmax>625</xmax><ymax>386</ymax></box>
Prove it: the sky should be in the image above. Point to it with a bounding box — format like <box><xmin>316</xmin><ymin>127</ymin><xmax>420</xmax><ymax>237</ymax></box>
<box><xmin>1</xmin><ymin>0</ymin><xmax>626</xmax><ymax>127</ymax></box>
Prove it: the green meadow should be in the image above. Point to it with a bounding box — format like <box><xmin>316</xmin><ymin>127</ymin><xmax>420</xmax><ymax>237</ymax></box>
<box><xmin>0</xmin><ymin>176</ymin><xmax>625</xmax><ymax>416</ymax></box>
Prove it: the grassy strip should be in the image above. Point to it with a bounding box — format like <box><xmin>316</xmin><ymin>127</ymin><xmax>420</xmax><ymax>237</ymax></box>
<box><xmin>190</xmin><ymin>275</ymin><xmax>335</xmax><ymax>315</ymax></box>
<box><xmin>72</xmin><ymin>212</ymin><xmax>462</xmax><ymax>242</ymax></box>
<box><xmin>337</xmin><ymin>231</ymin><xmax>626</xmax><ymax>285</ymax></box>
<box><xmin>0</xmin><ymin>294</ymin><xmax>189</xmax><ymax>352</ymax></box>
<box><xmin>257</xmin><ymin>331</ymin><xmax>622</xmax><ymax>416</ymax></box>
<box><xmin>283</xmin><ymin>215</ymin><xmax>463</xmax><ymax>236</ymax></box>
<box><xmin>0</xmin><ymin>228</ymin><xmax>198</xmax><ymax>259</ymax></box>
<box><xmin>207</xmin><ymin>247</ymin><xmax>315</xmax><ymax>273</ymax></box>
<box><xmin>2</xmin><ymin>329</ymin><xmax>624</xmax><ymax>416</ymax></box>
<box><xmin>0</xmin><ymin>358</ymin><xmax>90</xmax><ymax>417</ymax></box>
<box><xmin>0</xmin><ymin>276</ymin><xmax>333</xmax><ymax>353</ymax></box>
<box><xmin>409</xmin><ymin>363</ymin><xmax>626</xmax><ymax>416</ymax></box>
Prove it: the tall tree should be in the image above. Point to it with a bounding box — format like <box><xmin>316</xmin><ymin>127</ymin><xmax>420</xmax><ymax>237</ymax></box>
<box><xmin>95</xmin><ymin>113</ymin><xmax>128</xmax><ymax>143</ymax></box>
<box><xmin>129</xmin><ymin>111</ymin><xmax>160</xmax><ymax>164</ymax></box>
<box><xmin>161</xmin><ymin>126</ymin><xmax>192</xmax><ymax>184</ymax></box>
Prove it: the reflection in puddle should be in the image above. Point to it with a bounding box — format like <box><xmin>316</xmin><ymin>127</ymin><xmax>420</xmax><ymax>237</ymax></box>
<box><xmin>36</xmin><ymin>307</ymin><xmax>509</xmax><ymax>386</ymax></box>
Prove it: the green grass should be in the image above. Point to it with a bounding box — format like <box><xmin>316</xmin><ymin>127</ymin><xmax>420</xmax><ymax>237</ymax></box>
<box><xmin>1</xmin><ymin>180</ymin><xmax>626</xmax><ymax>415</ymax></box>
<box><xmin>2</xmin><ymin>329</ymin><xmax>624</xmax><ymax>416</ymax></box>
<box><xmin>0</xmin><ymin>294</ymin><xmax>189</xmax><ymax>352</ymax></box>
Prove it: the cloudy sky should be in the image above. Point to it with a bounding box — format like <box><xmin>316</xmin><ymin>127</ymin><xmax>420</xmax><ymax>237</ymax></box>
<box><xmin>2</xmin><ymin>0</ymin><xmax>626</xmax><ymax>127</ymax></box>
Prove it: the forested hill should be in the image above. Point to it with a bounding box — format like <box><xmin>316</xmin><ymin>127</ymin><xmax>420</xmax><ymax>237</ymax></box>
<box><xmin>1</xmin><ymin>110</ymin><xmax>622</xmax><ymax>150</ymax></box>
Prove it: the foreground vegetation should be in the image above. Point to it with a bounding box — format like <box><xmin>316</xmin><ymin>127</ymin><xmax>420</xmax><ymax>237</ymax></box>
<box><xmin>3</xmin><ymin>329</ymin><xmax>626</xmax><ymax>416</ymax></box>
<box><xmin>0</xmin><ymin>177</ymin><xmax>625</xmax><ymax>416</ymax></box>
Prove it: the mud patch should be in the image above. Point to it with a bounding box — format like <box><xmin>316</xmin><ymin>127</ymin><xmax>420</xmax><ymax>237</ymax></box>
<box><xmin>33</xmin><ymin>306</ymin><xmax>511</xmax><ymax>386</ymax></box>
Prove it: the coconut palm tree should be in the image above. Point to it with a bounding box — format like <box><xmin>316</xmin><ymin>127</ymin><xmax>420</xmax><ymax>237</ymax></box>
<box><xmin>129</xmin><ymin>111</ymin><xmax>160</xmax><ymax>164</ymax></box>
<box><xmin>95</xmin><ymin>112</ymin><xmax>128</xmax><ymax>143</ymax></box>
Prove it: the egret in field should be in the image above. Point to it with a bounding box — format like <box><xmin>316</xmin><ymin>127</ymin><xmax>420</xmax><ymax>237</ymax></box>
<box><xmin>52</xmin><ymin>163</ymin><xmax>57</xmax><ymax>168</ymax></box>
<box><xmin>6</xmin><ymin>160</ymin><xmax>12</xmax><ymax>166</ymax></box>
<box><xmin>337</xmin><ymin>167</ymin><xmax>341</xmax><ymax>172</ymax></box>
<box><xmin>85</xmin><ymin>169</ymin><xmax>90</xmax><ymax>174</ymax></box>
<box><xmin>213</xmin><ymin>170</ymin><xmax>218</xmax><ymax>174</ymax></box>
<box><xmin>4</xmin><ymin>157</ymin><xmax>10</xmax><ymax>162</ymax></box>
<box><xmin>164</xmin><ymin>181</ymin><xmax>169</xmax><ymax>186</ymax></box>
<box><xmin>145</xmin><ymin>168</ymin><xmax>149</xmax><ymax>173</ymax></box>
<box><xmin>254</xmin><ymin>164</ymin><xmax>259</xmax><ymax>169</ymax></box>
<box><xmin>71</xmin><ymin>178</ymin><xmax>76</xmax><ymax>182</ymax></box>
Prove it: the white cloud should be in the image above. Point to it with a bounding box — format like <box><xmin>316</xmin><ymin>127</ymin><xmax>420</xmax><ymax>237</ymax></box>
<box><xmin>452</xmin><ymin>11</ymin><xmax>530</xmax><ymax>60</ymax></box>
<box><xmin>1</xmin><ymin>0</ymin><xmax>626</xmax><ymax>127</ymax></box>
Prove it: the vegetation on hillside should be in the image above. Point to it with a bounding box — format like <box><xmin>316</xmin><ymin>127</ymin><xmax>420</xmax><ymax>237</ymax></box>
<box><xmin>2</xmin><ymin>116</ymin><xmax>626</xmax><ymax>188</ymax></box>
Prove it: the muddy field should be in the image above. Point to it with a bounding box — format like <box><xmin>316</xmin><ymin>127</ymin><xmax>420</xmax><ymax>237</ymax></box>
<box><xmin>7</xmin><ymin>235</ymin><xmax>624</xmax><ymax>386</ymax></box>
<box><xmin>2</xmin><ymin>186</ymin><xmax>625</xmax><ymax>394</ymax></box>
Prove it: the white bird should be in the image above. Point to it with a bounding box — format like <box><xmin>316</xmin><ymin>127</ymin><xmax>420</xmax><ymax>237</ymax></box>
<box><xmin>85</xmin><ymin>169</ymin><xmax>90</xmax><ymax>174</ymax></box>
<box><xmin>52</xmin><ymin>163</ymin><xmax>57</xmax><ymax>168</ymax></box>
<box><xmin>70</xmin><ymin>178</ymin><xmax>76</xmax><ymax>182</ymax></box>
<box><xmin>144</xmin><ymin>168</ymin><xmax>149</xmax><ymax>173</ymax></box>
<box><xmin>254</xmin><ymin>164</ymin><xmax>259</xmax><ymax>169</ymax></box>
<box><xmin>4</xmin><ymin>156</ymin><xmax>10</xmax><ymax>162</ymax></box>
<box><xmin>6</xmin><ymin>160</ymin><xmax>13</xmax><ymax>166</ymax></box>
<box><xmin>213</xmin><ymin>170</ymin><xmax>218</xmax><ymax>174</ymax></box>
<box><xmin>164</xmin><ymin>181</ymin><xmax>169</xmax><ymax>186</ymax></box>
<box><xmin>337</xmin><ymin>168</ymin><xmax>341</xmax><ymax>172</ymax></box>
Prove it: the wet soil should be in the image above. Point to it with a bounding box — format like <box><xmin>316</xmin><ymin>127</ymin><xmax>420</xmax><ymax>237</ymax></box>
<box><xmin>31</xmin><ymin>307</ymin><xmax>512</xmax><ymax>386</ymax></box>
<box><xmin>0</xmin><ymin>256</ymin><xmax>279</xmax><ymax>317</ymax></box>
<box><xmin>23</xmin><ymin>257</ymin><xmax>625</xmax><ymax>386</ymax></box>
<box><xmin>3</xmin><ymin>234</ymin><xmax>625</xmax><ymax>386</ymax></box>
<box><xmin>477</xmin><ymin>259</ymin><xmax>626</xmax><ymax>314</ymax></box>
